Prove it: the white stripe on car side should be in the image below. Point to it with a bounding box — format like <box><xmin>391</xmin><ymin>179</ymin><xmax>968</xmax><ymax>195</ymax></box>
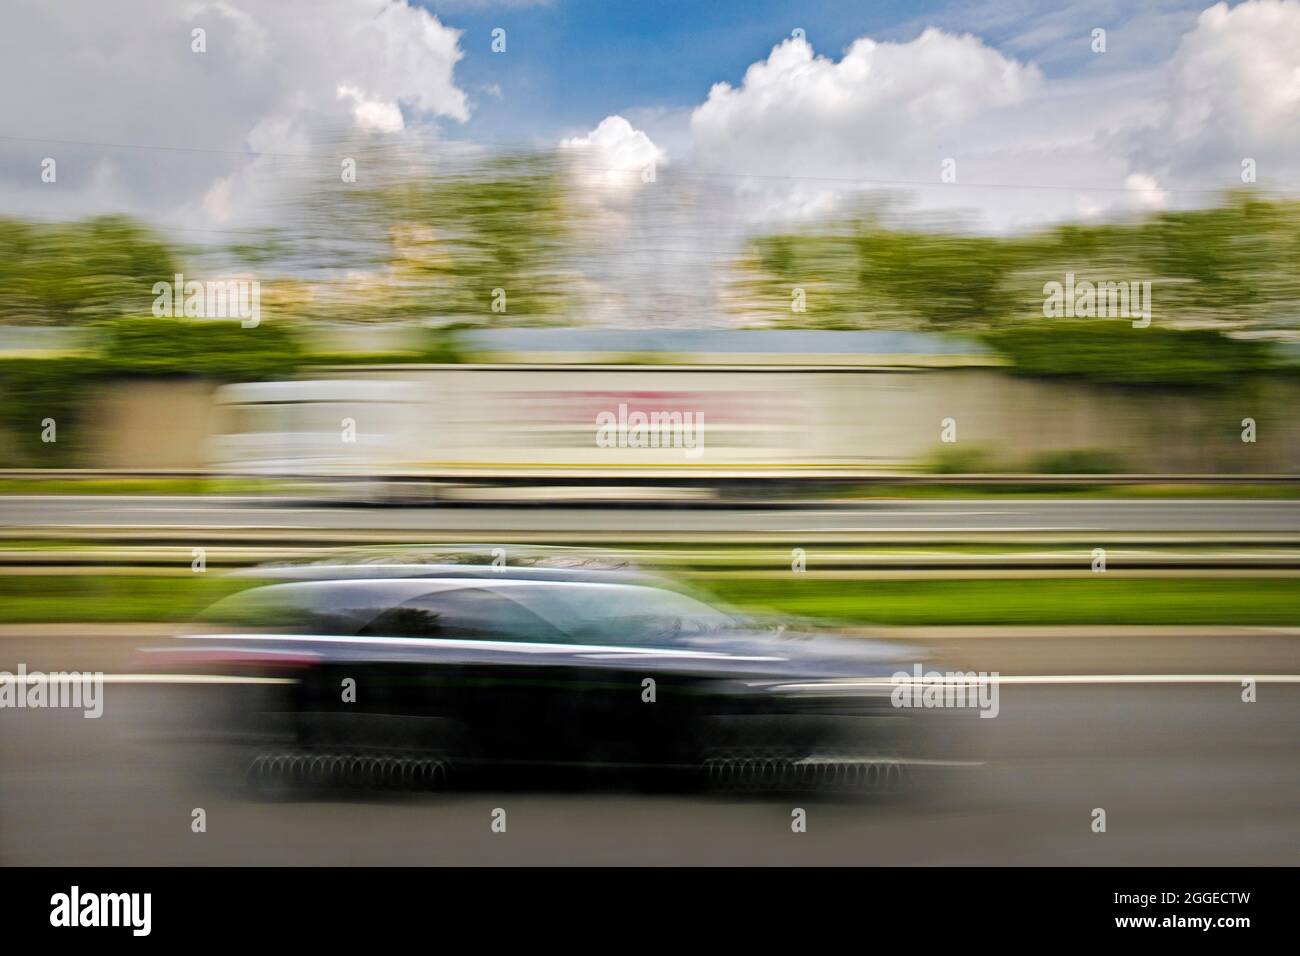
<box><xmin>180</xmin><ymin>632</ymin><xmax>787</xmax><ymax>662</ymax></box>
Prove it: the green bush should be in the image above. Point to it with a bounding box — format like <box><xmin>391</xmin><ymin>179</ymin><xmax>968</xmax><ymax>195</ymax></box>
<box><xmin>307</xmin><ymin>329</ymin><xmax>467</xmax><ymax>367</ymax></box>
<box><xmin>98</xmin><ymin>316</ymin><xmax>306</xmax><ymax>380</ymax></box>
<box><xmin>0</xmin><ymin>357</ymin><xmax>103</xmax><ymax>465</ymax></box>
<box><xmin>984</xmin><ymin>320</ymin><xmax>1276</xmax><ymax>387</ymax></box>
<box><xmin>1027</xmin><ymin>448</ymin><xmax>1128</xmax><ymax>474</ymax></box>
<box><xmin>924</xmin><ymin>444</ymin><xmax>1005</xmax><ymax>474</ymax></box>
<box><xmin>0</xmin><ymin>318</ymin><xmax>309</xmax><ymax>465</ymax></box>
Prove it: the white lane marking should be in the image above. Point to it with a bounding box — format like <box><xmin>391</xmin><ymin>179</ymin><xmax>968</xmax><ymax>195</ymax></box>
<box><xmin>12</xmin><ymin>673</ymin><xmax>1295</xmax><ymax>686</ymax></box>
<box><xmin>798</xmin><ymin>511</ymin><xmax>1018</xmax><ymax>517</ymax></box>
<box><xmin>773</xmin><ymin>675</ymin><xmax>1300</xmax><ymax>690</ymax></box>
<box><xmin>994</xmin><ymin>674</ymin><xmax>1300</xmax><ymax>684</ymax></box>
<box><xmin>7</xmin><ymin>674</ymin><xmax>293</xmax><ymax>685</ymax></box>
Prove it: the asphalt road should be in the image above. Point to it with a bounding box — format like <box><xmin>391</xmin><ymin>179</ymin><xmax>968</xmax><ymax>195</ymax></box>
<box><xmin>3</xmin><ymin>495</ymin><xmax>1300</xmax><ymax>534</ymax></box>
<box><xmin>2</xmin><ymin>682</ymin><xmax>1295</xmax><ymax>865</ymax></box>
<box><xmin>3</xmin><ymin>494</ymin><xmax>1296</xmax><ymax>864</ymax></box>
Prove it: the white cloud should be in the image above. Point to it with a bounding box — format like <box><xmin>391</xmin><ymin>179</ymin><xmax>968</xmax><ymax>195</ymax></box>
<box><xmin>693</xmin><ymin>30</ymin><xmax>1042</xmax><ymax>158</ymax></box>
<box><xmin>1124</xmin><ymin>173</ymin><xmax>1168</xmax><ymax>210</ymax></box>
<box><xmin>688</xmin><ymin>30</ymin><xmax>1051</xmax><ymax>228</ymax></box>
<box><xmin>0</xmin><ymin>0</ymin><xmax>468</xmax><ymax>228</ymax></box>
<box><xmin>1131</xmin><ymin>0</ymin><xmax>1300</xmax><ymax>189</ymax></box>
<box><xmin>686</xmin><ymin>3</ymin><xmax>1300</xmax><ymax>232</ymax></box>
<box><xmin>201</xmin><ymin>175</ymin><xmax>235</xmax><ymax>222</ymax></box>
<box><xmin>557</xmin><ymin>116</ymin><xmax>729</xmax><ymax>325</ymax></box>
<box><xmin>337</xmin><ymin>86</ymin><xmax>406</xmax><ymax>134</ymax></box>
<box><xmin>560</xmin><ymin>115</ymin><xmax>667</xmax><ymax>192</ymax></box>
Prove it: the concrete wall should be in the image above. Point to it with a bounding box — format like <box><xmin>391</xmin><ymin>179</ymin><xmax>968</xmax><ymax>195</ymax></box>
<box><xmin>84</xmin><ymin>379</ymin><xmax>225</xmax><ymax>469</ymax></box>
<box><xmin>79</xmin><ymin>367</ymin><xmax>1300</xmax><ymax>474</ymax></box>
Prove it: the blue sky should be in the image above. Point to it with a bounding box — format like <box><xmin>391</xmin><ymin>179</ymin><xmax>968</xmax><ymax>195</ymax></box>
<box><xmin>424</xmin><ymin>0</ymin><xmax>973</xmax><ymax>143</ymax></box>
<box><xmin>424</xmin><ymin>0</ymin><xmax>861</xmax><ymax>143</ymax></box>
<box><xmin>428</xmin><ymin>0</ymin><xmax>1206</xmax><ymax>147</ymax></box>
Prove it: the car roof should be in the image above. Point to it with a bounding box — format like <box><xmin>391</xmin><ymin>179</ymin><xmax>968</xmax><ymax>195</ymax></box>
<box><xmin>240</xmin><ymin>545</ymin><xmax>649</xmax><ymax>582</ymax></box>
<box><xmin>234</xmin><ymin>563</ymin><xmax>671</xmax><ymax>588</ymax></box>
<box><xmin>238</xmin><ymin>577</ymin><xmax>659</xmax><ymax>598</ymax></box>
<box><xmin>196</xmin><ymin>576</ymin><xmax>725</xmax><ymax>635</ymax></box>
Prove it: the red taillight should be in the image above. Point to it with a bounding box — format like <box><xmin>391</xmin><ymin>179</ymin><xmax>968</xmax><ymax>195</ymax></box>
<box><xmin>136</xmin><ymin>646</ymin><xmax>318</xmax><ymax>674</ymax></box>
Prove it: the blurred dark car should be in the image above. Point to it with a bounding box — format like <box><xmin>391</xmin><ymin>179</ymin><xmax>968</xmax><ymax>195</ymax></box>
<box><xmin>159</xmin><ymin>559</ymin><xmax>949</xmax><ymax>795</ymax></box>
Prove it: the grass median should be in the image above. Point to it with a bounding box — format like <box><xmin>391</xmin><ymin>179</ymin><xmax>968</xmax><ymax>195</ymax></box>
<box><xmin>0</xmin><ymin>573</ymin><xmax>1297</xmax><ymax>627</ymax></box>
<box><xmin>703</xmin><ymin>576</ymin><xmax>1300</xmax><ymax>626</ymax></box>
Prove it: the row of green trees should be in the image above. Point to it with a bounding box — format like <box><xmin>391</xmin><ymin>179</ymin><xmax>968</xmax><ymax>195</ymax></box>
<box><xmin>730</xmin><ymin>193</ymin><xmax>1300</xmax><ymax>333</ymax></box>
<box><xmin>0</xmin><ymin>152</ymin><xmax>578</xmax><ymax>329</ymax></box>
<box><xmin>0</xmin><ymin>216</ymin><xmax>179</xmax><ymax>324</ymax></box>
<box><xmin>727</xmin><ymin>192</ymin><xmax>1300</xmax><ymax>385</ymax></box>
<box><xmin>2</xmin><ymin>159</ymin><xmax>1297</xmax><ymax>388</ymax></box>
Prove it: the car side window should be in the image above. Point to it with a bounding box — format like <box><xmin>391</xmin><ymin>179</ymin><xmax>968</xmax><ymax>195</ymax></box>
<box><xmin>358</xmin><ymin>587</ymin><xmax>567</xmax><ymax>643</ymax></box>
<box><xmin>200</xmin><ymin>582</ymin><xmax>394</xmax><ymax>636</ymax></box>
<box><xmin>495</xmin><ymin>584</ymin><xmax>736</xmax><ymax>645</ymax></box>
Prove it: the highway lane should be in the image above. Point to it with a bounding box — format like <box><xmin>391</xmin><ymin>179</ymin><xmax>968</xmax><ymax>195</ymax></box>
<box><xmin>3</xmin><ymin>495</ymin><xmax>1300</xmax><ymax>534</ymax></box>
<box><xmin>4</xmin><ymin>624</ymin><xmax>1298</xmax><ymax>679</ymax></box>
<box><xmin>2</xmin><ymin>682</ymin><xmax>1295</xmax><ymax>865</ymax></box>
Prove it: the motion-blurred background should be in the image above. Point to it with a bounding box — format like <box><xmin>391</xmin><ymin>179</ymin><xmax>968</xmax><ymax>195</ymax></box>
<box><xmin>1</xmin><ymin>0</ymin><xmax>1297</xmax><ymax>865</ymax></box>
